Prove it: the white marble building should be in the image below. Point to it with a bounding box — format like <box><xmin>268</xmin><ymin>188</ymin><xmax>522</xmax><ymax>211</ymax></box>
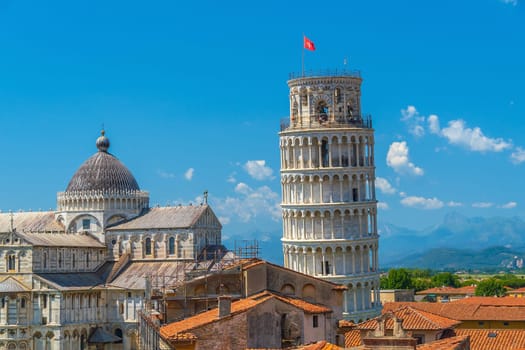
<box><xmin>0</xmin><ymin>131</ymin><xmax>226</xmax><ymax>350</ymax></box>
<box><xmin>280</xmin><ymin>71</ymin><xmax>382</xmax><ymax>322</ymax></box>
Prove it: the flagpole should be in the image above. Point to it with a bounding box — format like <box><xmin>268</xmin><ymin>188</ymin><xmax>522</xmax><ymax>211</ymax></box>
<box><xmin>302</xmin><ymin>34</ymin><xmax>305</xmax><ymax>77</ymax></box>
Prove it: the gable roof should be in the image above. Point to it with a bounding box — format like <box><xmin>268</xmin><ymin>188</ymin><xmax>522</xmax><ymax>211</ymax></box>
<box><xmin>238</xmin><ymin>258</ymin><xmax>347</xmax><ymax>291</ymax></box>
<box><xmin>355</xmin><ymin>306</ymin><xmax>460</xmax><ymax>331</ymax></box>
<box><xmin>0</xmin><ymin>211</ymin><xmax>64</xmax><ymax>233</ymax></box>
<box><xmin>107</xmin><ymin>205</ymin><xmax>218</xmax><ymax>230</ymax></box>
<box><xmin>160</xmin><ymin>291</ymin><xmax>332</xmax><ymax>341</ymax></box>
<box><xmin>455</xmin><ymin>329</ymin><xmax>525</xmax><ymax>350</ymax></box>
<box><xmin>0</xmin><ymin>277</ymin><xmax>30</xmax><ymax>292</ymax></box>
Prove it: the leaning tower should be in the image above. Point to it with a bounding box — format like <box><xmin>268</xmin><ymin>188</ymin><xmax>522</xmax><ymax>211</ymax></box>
<box><xmin>280</xmin><ymin>70</ymin><xmax>381</xmax><ymax>322</ymax></box>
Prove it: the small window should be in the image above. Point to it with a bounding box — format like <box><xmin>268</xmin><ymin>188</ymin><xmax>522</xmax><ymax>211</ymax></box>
<box><xmin>7</xmin><ymin>255</ymin><xmax>16</xmax><ymax>271</ymax></box>
<box><xmin>478</xmin><ymin>321</ymin><xmax>484</xmax><ymax>326</ymax></box>
<box><xmin>127</xmin><ymin>292</ymin><xmax>132</xmax><ymax>298</ymax></box>
<box><xmin>43</xmin><ymin>252</ymin><xmax>48</xmax><ymax>269</ymax></box>
<box><xmin>72</xmin><ymin>254</ymin><xmax>76</xmax><ymax>268</ymax></box>
<box><xmin>503</xmin><ymin>322</ymin><xmax>509</xmax><ymax>326</ymax></box>
<box><xmin>20</xmin><ymin>298</ymin><xmax>26</xmax><ymax>309</ymax></box>
<box><xmin>58</xmin><ymin>252</ymin><xmax>62</xmax><ymax>269</ymax></box>
<box><xmin>145</xmin><ymin>238</ymin><xmax>152</xmax><ymax>255</ymax></box>
<box><xmin>414</xmin><ymin>334</ymin><xmax>425</xmax><ymax>344</ymax></box>
<box><xmin>168</xmin><ymin>237</ymin><xmax>175</xmax><ymax>255</ymax></box>
<box><xmin>82</xmin><ymin>219</ymin><xmax>90</xmax><ymax>230</ymax></box>
<box><xmin>313</xmin><ymin>315</ymin><xmax>319</xmax><ymax>328</ymax></box>
<box><xmin>42</xmin><ymin>295</ymin><xmax>47</xmax><ymax>309</ymax></box>
<box><xmin>119</xmin><ymin>303</ymin><xmax>124</xmax><ymax>315</ymax></box>
<box><xmin>352</xmin><ymin>188</ymin><xmax>358</xmax><ymax>201</ymax></box>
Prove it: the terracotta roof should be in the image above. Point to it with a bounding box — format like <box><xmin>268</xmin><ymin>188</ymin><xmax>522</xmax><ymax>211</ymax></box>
<box><xmin>383</xmin><ymin>301</ymin><xmax>525</xmax><ymax>321</ymax></box>
<box><xmin>160</xmin><ymin>292</ymin><xmax>273</xmax><ymax>340</ymax></box>
<box><xmin>417</xmin><ymin>286</ymin><xmax>476</xmax><ymax>296</ymax></box>
<box><xmin>507</xmin><ymin>287</ymin><xmax>525</xmax><ymax>294</ymax></box>
<box><xmin>452</xmin><ymin>296</ymin><xmax>525</xmax><ymax>306</ymax></box>
<box><xmin>160</xmin><ymin>291</ymin><xmax>332</xmax><ymax>341</ymax></box>
<box><xmin>169</xmin><ymin>332</ymin><xmax>197</xmax><ymax>342</ymax></box>
<box><xmin>455</xmin><ymin>329</ymin><xmax>525</xmax><ymax>350</ymax></box>
<box><xmin>417</xmin><ymin>335</ymin><xmax>470</xmax><ymax>350</ymax></box>
<box><xmin>107</xmin><ymin>205</ymin><xmax>217</xmax><ymax>230</ymax></box>
<box><xmin>294</xmin><ymin>340</ymin><xmax>343</xmax><ymax>349</ymax></box>
<box><xmin>356</xmin><ymin>306</ymin><xmax>460</xmax><ymax>331</ymax></box>
<box><xmin>345</xmin><ymin>329</ymin><xmax>362</xmax><ymax>348</ymax></box>
<box><xmin>338</xmin><ymin>319</ymin><xmax>355</xmax><ymax>328</ymax></box>
<box><xmin>0</xmin><ymin>211</ymin><xmax>64</xmax><ymax>233</ymax></box>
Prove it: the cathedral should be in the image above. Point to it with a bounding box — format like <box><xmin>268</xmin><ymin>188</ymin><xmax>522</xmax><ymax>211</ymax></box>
<box><xmin>0</xmin><ymin>131</ymin><xmax>227</xmax><ymax>350</ymax></box>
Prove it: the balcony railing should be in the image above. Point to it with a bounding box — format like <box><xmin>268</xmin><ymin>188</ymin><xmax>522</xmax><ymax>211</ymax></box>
<box><xmin>288</xmin><ymin>69</ymin><xmax>361</xmax><ymax>80</ymax></box>
<box><xmin>280</xmin><ymin>114</ymin><xmax>372</xmax><ymax>131</ymax></box>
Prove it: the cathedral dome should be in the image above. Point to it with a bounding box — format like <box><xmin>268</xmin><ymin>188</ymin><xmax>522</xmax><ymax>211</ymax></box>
<box><xmin>65</xmin><ymin>130</ymin><xmax>140</xmax><ymax>193</ymax></box>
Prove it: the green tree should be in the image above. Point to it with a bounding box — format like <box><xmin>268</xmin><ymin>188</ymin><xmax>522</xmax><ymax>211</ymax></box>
<box><xmin>412</xmin><ymin>278</ymin><xmax>433</xmax><ymax>292</ymax></box>
<box><xmin>381</xmin><ymin>268</ymin><xmax>413</xmax><ymax>289</ymax></box>
<box><xmin>460</xmin><ymin>279</ymin><xmax>479</xmax><ymax>287</ymax></box>
<box><xmin>475</xmin><ymin>278</ymin><xmax>506</xmax><ymax>297</ymax></box>
<box><xmin>431</xmin><ymin>272</ymin><xmax>460</xmax><ymax>288</ymax></box>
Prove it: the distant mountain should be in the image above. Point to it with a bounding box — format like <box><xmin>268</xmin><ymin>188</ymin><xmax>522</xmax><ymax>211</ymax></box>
<box><xmin>386</xmin><ymin>246</ymin><xmax>525</xmax><ymax>270</ymax></box>
<box><xmin>229</xmin><ymin>213</ymin><xmax>525</xmax><ymax>270</ymax></box>
<box><xmin>380</xmin><ymin>212</ymin><xmax>525</xmax><ymax>269</ymax></box>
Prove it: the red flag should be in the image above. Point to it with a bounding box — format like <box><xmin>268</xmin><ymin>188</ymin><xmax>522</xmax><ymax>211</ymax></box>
<box><xmin>304</xmin><ymin>36</ymin><xmax>316</xmax><ymax>51</ymax></box>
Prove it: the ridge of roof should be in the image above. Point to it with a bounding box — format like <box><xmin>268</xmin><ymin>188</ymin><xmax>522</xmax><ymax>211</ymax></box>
<box><xmin>160</xmin><ymin>290</ymin><xmax>332</xmax><ymax>341</ymax></box>
<box><xmin>242</xmin><ymin>259</ymin><xmax>347</xmax><ymax>290</ymax></box>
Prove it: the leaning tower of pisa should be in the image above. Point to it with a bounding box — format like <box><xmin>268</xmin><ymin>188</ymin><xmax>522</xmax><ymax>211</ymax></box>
<box><xmin>279</xmin><ymin>70</ymin><xmax>381</xmax><ymax>322</ymax></box>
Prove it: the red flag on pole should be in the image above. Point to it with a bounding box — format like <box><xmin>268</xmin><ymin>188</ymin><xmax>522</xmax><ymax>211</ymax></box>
<box><xmin>304</xmin><ymin>36</ymin><xmax>316</xmax><ymax>51</ymax></box>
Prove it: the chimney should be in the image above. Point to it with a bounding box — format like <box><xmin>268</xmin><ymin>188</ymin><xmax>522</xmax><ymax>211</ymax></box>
<box><xmin>218</xmin><ymin>296</ymin><xmax>232</xmax><ymax>318</ymax></box>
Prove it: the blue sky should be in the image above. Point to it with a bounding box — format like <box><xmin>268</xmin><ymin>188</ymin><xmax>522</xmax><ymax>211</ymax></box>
<box><xmin>0</xmin><ymin>0</ymin><xmax>524</xmax><ymax>261</ymax></box>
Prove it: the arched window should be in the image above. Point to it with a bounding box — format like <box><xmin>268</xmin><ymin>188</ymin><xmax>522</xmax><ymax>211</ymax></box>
<box><xmin>145</xmin><ymin>238</ymin><xmax>152</xmax><ymax>255</ymax></box>
<box><xmin>168</xmin><ymin>237</ymin><xmax>175</xmax><ymax>255</ymax></box>
<box><xmin>114</xmin><ymin>328</ymin><xmax>123</xmax><ymax>344</ymax></box>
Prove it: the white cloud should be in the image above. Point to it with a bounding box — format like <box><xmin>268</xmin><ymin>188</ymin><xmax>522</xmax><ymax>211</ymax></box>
<box><xmin>243</xmin><ymin>160</ymin><xmax>274</xmax><ymax>181</ymax></box>
<box><xmin>184</xmin><ymin>168</ymin><xmax>194</xmax><ymax>180</ymax></box>
<box><xmin>439</xmin><ymin>119</ymin><xmax>512</xmax><ymax>152</ymax></box>
<box><xmin>401</xmin><ymin>196</ymin><xmax>444</xmax><ymax>210</ymax></box>
<box><xmin>157</xmin><ymin>170</ymin><xmax>176</xmax><ymax>179</ymax></box>
<box><xmin>386</xmin><ymin>141</ymin><xmax>424</xmax><ymax>176</ymax></box>
<box><xmin>213</xmin><ymin>182</ymin><xmax>281</xmax><ymax>223</ymax></box>
<box><xmin>511</xmin><ymin>147</ymin><xmax>525</xmax><ymax>164</ymax></box>
<box><xmin>401</xmin><ymin>105</ymin><xmax>426</xmax><ymax>137</ymax></box>
<box><xmin>447</xmin><ymin>201</ymin><xmax>463</xmax><ymax>207</ymax></box>
<box><xmin>428</xmin><ymin>114</ymin><xmax>440</xmax><ymax>134</ymax></box>
<box><xmin>472</xmin><ymin>202</ymin><xmax>494</xmax><ymax>208</ymax></box>
<box><xmin>375</xmin><ymin>177</ymin><xmax>396</xmax><ymax>195</ymax></box>
<box><xmin>500</xmin><ymin>201</ymin><xmax>518</xmax><ymax>209</ymax></box>
<box><xmin>501</xmin><ymin>0</ymin><xmax>518</xmax><ymax>5</ymax></box>
<box><xmin>377</xmin><ymin>202</ymin><xmax>389</xmax><ymax>210</ymax></box>
<box><xmin>227</xmin><ymin>173</ymin><xmax>237</xmax><ymax>183</ymax></box>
